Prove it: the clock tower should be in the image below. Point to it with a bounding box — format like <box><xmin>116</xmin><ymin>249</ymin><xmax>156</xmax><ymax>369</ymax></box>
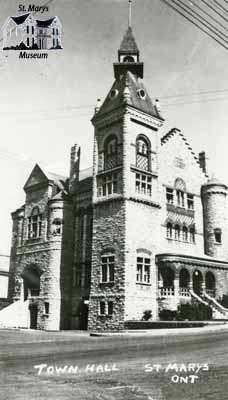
<box><xmin>88</xmin><ymin>3</ymin><xmax>164</xmax><ymax>331</ymax></box>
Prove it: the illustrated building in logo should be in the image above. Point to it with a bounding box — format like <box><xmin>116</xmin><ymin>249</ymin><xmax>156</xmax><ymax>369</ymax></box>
<box><xmin>1</xmin><ymin>13</ymin><xmax>62</xmax><ymax>50</ymax></box>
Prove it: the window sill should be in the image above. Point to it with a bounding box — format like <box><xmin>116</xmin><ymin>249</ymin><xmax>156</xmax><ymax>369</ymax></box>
<box><xmin>98</xmin><ymin>314</ymin><xmax>113</xmax><ymax>318</ymax></box>
<box><xmin>166</xmin><ymin>237</ymin><xmax>196</xmax><ymax>244</ymax></box>
<box><xmin>99</xmin><ymin>282</ymin><xmax>114</xmax><ymax>287</ymax></box>
<box><xmin>214</xmin><ymin>242</ymin><xmax>222</xmax><ymax>245</ymax></box>
<box><xmin>131</xmin><ymin>165</ymin><xmax>158</xmax><ymax>176</ymax></box>
<box><xmin>97</xmin><ymin>165</ymin><xmax>122</xmax><ymax>175</ymax></box>
<box><xmin>136</xmin><ymin>282</ymin><xmax>151</xmax><ymax>286</ymax></box>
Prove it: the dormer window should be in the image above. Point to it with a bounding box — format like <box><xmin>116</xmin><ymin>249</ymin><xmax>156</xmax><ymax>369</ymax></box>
<box><xmin>137</xmin><ymin>89</ymin><xmax>146</xmax><ymax>100</ymax></box>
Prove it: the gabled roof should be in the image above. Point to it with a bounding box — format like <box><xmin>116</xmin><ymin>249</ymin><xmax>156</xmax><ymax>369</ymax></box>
<box><xmin>119</xmin><ymin>27</ymin><xmax>139</xmax><ymax>53</ymax></box>
<box><xmin>161</xmin><ymin>128</ymin><xmax>208</xmax><ymax>178</ymax></box>
<box><xmin>24</xmin><ymin>164</ymin><xmax>67</xmax><ymax>191</ymax></box>
<box><xmin>11</xmin><ymin>13</ymin><xmax>30</xmax><ymax>25</ymax></box>
<box><xmin>95</xmin><ymin>70</ymin><xmax>163</xmax><ymax>120</ymax></box>
<box><xmin>36</xmin><ymin>18</ymin><xmax>55</xmax><ymax>27</ymax></box>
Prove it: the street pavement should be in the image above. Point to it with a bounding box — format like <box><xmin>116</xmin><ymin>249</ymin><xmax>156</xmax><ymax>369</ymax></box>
<box><xmin>1</xmin><ymin>326</ymin><xmax>228</xmax><ymax>400</ymax></box>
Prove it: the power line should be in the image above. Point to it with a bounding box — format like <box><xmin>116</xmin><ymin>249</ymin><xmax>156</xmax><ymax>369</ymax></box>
<box><xmin>172</xmin><ymin>0</ymin><xmax>228</xmax><ymax>43</ymax></box>
<box><xmin>160</xmin><ymin>0</ymin><xmax>228</xmax><ymax>50</ymax></box>
<box><xmin>213</xmin><ymin>0</ymin><xmax>228</xmax><ymax>14</ymax></box>
<box><xmin>186</xmin><ymin>0</ymin><xmax>228</xmax><ymax>32</ymax></box>
<box><xmin>200</xmin><ymin>0</ymin><xmax>228</xmax><ymax>23</ymax></box>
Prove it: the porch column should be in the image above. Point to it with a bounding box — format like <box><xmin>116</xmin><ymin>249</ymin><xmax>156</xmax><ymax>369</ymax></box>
<box><xmin>201</xmin><ymin>273</ymin><xmax>206</xmax><ymax>294</ymax></box>
<box><xmin>174</xmin><ymin>270</ymin><xmax>179</xmax><ymax>299</ymax></box>
<box><xmin>189</xmin><ymin>271</ymin><xmax>193</xmax><ymax>291</ymax></box>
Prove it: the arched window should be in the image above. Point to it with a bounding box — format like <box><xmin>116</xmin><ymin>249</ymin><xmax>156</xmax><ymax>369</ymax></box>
<box><xmin>123</xmin><ymin>55</ymin><xmax>134</xmax><ymax>63</ymax></box>
<box><xmin>182</xmin><ymin>226</ymin><xmax>188</xmax><ymax>241</ymax></box>
<box><xmin>174</xmin><ymin>224</ymin><xmax>180</xmax><ymax>240</ymax></box>
<box><xmin>190</xmin><ymin>226</ymin><xmax>195</xmax><ymax>243</ymax></box>
<box><xmin>104</xmin><ymin>135</ymin><xmax>118</xmax><ymax>170</ymax></box>
<box><xmin>28</xmin><ymin>207</ymin><xmax>42</xmax><ymax>239</ymax></box>
<box><xmin>167</xmin><ymin>222</ymin><xmax>172</xmax><ymax>239</ymax></box>
<box><xmin>136</xmin><ymin>136</ymin><xmax>150</xmax><ymax>171</ymax></box>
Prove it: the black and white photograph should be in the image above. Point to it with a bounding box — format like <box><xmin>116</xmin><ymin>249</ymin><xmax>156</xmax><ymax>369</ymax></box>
<box><xmin>0</xmin><ymin>0</ymin><xmax>228</xmax><ymax>399</ymax></box>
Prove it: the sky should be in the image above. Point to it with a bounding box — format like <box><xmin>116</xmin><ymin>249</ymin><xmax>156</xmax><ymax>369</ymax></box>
<box><xmin>0</xmin><ymin>0</ymin><xmax>227</xmax><ymax>255</ymax></box>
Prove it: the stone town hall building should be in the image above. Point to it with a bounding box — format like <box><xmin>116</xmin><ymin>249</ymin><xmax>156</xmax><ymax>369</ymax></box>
<box><xmin>4</xmin><ymin>23</ymin><xmax>228</xmax><ymax>331</ymax></box>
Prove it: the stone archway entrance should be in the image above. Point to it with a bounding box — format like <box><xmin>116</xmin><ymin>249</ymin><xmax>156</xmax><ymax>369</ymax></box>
<box><xmin>22</xmin><ymin>266</ymin><xmax>40</xmax><ymax>301</ymax></box>
<box><xmin>193</xmin><ymin>270</ymin><xmax>203</xmax><ymax>295</ymax></box>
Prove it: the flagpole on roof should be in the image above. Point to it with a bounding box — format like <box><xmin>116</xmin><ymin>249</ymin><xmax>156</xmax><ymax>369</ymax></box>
<box><xmin>128</xmin><ymin>0</ymin><xmax>132</xmax><ymax>28</ymax></box>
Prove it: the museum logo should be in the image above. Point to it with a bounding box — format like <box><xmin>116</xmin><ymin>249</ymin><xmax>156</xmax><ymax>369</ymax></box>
<box><xmin>1</xmin><ymin>7</ymin><xmax>63</xmax><ymax>59</ymax></box>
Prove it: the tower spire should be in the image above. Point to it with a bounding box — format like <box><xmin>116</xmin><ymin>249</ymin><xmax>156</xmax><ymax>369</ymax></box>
<box><xmin>128</xmin><ymin>0</ymin><xmax>132</xmax><ymax>28</ymax></box>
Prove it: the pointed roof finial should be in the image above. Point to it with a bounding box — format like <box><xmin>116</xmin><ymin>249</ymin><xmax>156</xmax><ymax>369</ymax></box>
<box><xmin>128</xmin><ymin>0</ymin><xmax>132</xmax><ymax>28</ymax></box>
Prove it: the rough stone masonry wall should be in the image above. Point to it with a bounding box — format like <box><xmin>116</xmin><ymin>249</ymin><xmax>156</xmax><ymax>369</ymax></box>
<box><xmin>125</xmin><ymin>200</ymin><xmax>161</xmax><ymax>321</ymax></box>
<box><xmin>71</xmin><ymin>200</ymin><xmax>93</xmax><ymax>330</ymax></box>
<box><xmin>202</xmin><ymin>186</ymin><xmax>228</xmax><ymax>260</ymax></box>
<box><xmin>88</xmin><ymin>199</ymin><xmax>126</xmax><ymax>332</ymax></box>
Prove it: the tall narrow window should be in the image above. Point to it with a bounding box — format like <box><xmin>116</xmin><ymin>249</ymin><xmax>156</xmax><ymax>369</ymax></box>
<box><xmin>136</xmin><ymin>257</ymin><xmax>151</xmax><ymax>284</ymax></box>
<box><xmin>166</xmin><ymin>188</ymin><xmax>174</xmax><ymax>204</ymax></box>
<box><xmin>176</xmin><ymin>190</ymin><xmax>184</xmax><ymax>207</ymax></box>
<box><xmin>167</xmin><ymin>222</ymin><xmax>173</xmax><ymax>239</ymax></box>
<box><xmin>101</xmin><ymin>255</ymin><xmax>115</xmax><ymax>283</ymax></box>
<box><xmin>27</xmin><ymin>37</ymin><xmax>29</xmax><ymax>47</ymax></box>
<box><xmin>108</xmin><ymin>302</ymin><xmax>113</xmax><ymax>315</ymax></box>
<box><xmin>136</xmin><ymin>136</ymin><xmax>150</xmax><ymax>171</ymax></box>
<box><xmin>99</xmin><ymin>301</ymin><xmax>106</xmax><ymax>315</ymax></box>
<box><xmin>27</xmin><ymin>25</ymin><xmax>29</xmax><ymax>34</ymax></box>
<box><xmin>174</xmin><ymin>224</ymin><xmax>180</xmax><ymax>240</ymax></box>
<box><xmin>214</xmin><ymin>228</ymin><xmax>222</xmax><ymax>243</ymax></box>
<box><xmin>32</xmin><ymin>26</ymin><xmax>34</xmax><ymax>35</ymax></box>
<box><xmin>182</xmin><ymin>226</ymin><xmax>188</xmax><ymax>241</ymax></box>
<box><xmin>190</xmin><ymin>226</ymin><xmax>195</xmax><ymax>243</ymax></box>
<box><xmin>104</xmin><ymin>135</ymin><xmax>118</xmax><ymax>170</ymax></box>
<box><xmin>187</xmin><ymin>194</ymin><xmax>194</xmax><ymax>210</ymax></box>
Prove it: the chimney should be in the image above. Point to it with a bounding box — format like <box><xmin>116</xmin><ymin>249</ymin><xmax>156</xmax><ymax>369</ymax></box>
<box><xmin>69</xmin><ymin>144</ymin><xmax>80</xmax><ymax>193</ymax></box>
<box><xmin>199</xmin><ymin>151</ymin><xmax>207</xmax><ymax>173</ymax></box>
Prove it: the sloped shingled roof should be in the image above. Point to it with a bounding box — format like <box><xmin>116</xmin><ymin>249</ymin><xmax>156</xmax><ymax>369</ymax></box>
<box><xmin>119</xmin><ymin>27</ymin><xmax>139</xmax><ymax>53</ymax></box>
<box><xmin>36</xmin><ymin>18</ymin><xmax>55</xmax><ymax>27</ymax></box>
<box><xmin>11</xmin><ymin>13</ymin><xmax>30</xmax><ymax>25</ymax></box>
<box><xmin>95</xmin><ymin>70</ymin><xmax>163</xmax><ymax>120</ymax></box>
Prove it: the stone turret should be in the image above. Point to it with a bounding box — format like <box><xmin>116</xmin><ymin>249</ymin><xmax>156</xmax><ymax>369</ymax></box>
<box><xmin>201</xmin><ymin>177</ymin><xmax>228</xmax><ymax>259</ymax></box>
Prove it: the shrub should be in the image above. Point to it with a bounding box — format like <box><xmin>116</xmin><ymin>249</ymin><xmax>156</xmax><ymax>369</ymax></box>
<box><xmin>218</xmin><ymin>295</ymin><xmax>228</xmax><ymax>308</ymax></box>
<box><xmin>159</xmin><ymin>309</ymin><xmax>177</xmax><ymax>321</ymax></box>
<box><xmin>142</xmin><ymin>310</ymin><xmax>152</xmax><ymax>321</ymax></box>
<box><xmin>177</xmin><ymin>303</ymin><xmax>212</xmax><ymax>321</ymax></box>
